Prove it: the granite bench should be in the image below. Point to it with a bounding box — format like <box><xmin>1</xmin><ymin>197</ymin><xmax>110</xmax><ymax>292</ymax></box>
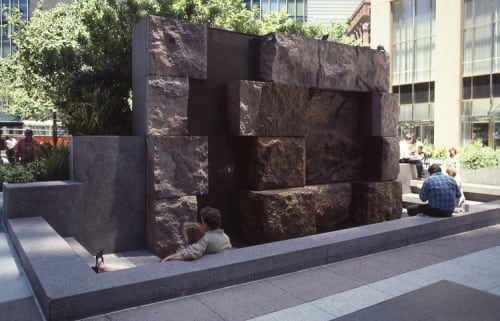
<box><xmin>7</xmin><ymin>201</ymin><xmax>500</xmax><ymax>320</ymax></box>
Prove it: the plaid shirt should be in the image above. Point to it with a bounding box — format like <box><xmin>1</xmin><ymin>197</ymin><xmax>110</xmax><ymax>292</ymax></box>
<box><xmin>419</xmin><ymin>172</ymin><xmax>462</xmax><ymax>213</ymax></box>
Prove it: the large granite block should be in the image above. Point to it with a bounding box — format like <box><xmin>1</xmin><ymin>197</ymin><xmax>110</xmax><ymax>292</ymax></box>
<box><xmin>306</xmin><ymin>90</ymin><xmax>363</xmax><ymax>184</ymax></box>
<box><xmin>318</xmin><ymin>42</ymin><xmax>390</xmax><ymax>92</ymax></box>
<box><xmin>240</xmin><ymin>137</ymin><xmax>306</xmax><ymax>190</ymax></box>
<box><xmin>133</xmin><ymin>15</ymin><xmax>207</xmax><ymax>79</ymax></box>
<box><xmin>260</xmin><ymin>32</ymin><xmax>389</xmax><ymax>92</ymax></box>
<box><xmin>146</xmin><ymin>136</ymin><xmax>208</xmax><ymax>198</ymax></box>
<box><xmin>362</xmin><ymin>92</ymin><xmax>399</xmax><ymax>137</ymax></box>
<box><xmin>226</xmin><ymin>80</ymin><xmax>309</xmax><ymax>136</ymax></box>
<box><xmin>240</xmin><ymin>188</ymin><xmax>316</xmax><ymax>244</ymax></box>
<box><xmin>71</xmin><ymin>136</ymin><xmax>146</xmax><ymax>253</ymax></box>
<box><xmin>351</xmin><ymin>181</ymin><xmax>402</xmax><ymax>225</ymax></box>
<box><xmin>305</xmin><ymin>183</ymin><xmax>352</xmax><ymax>232</ymax></box>
<box><xmin>146</xmin><ymin>196</ymin><xmax>198</xmax><ymax>257</ymax></box>
<box><xmin>133</xmin><ymin>76</ymin><xmax>189</xmax><ymax>136</ymax></box>
<box><xmin>362</xmin><ymin>136</ymin><xmax>400</xmax><ymax>181</ymax></box>
<box><xmin>260</xmin><ymin>33</ymin><xmax>320</xmax><ymax>89</ymax></box>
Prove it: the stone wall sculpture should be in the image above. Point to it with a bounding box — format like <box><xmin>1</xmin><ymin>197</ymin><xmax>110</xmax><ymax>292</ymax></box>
<box><xmin>132</xmin><ymin>16</ymin><xmax>401</xmax><ymax>253</ymax></box>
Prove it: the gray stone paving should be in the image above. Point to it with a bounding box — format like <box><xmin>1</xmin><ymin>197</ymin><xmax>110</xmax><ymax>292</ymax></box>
<box><xmin>2</xmin><ymin>188</ymin><xmax>500</xmax><ymax>321</ymax></box>
<box><xmin>77</xmin><ymin>225</ymin><xmax>500</xmax><ymax>321</ymax></box>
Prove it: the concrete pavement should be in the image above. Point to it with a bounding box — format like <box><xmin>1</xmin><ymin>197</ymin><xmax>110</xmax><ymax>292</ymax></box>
<box><xmin>2</xmin><ymin>189</ymin><xmax>500</xmax><ymax>320</ymax></box>
<box><xmin>78</xmin><ymin>224</ymin><xmax>500</xmax><ymax>321</ymax></box>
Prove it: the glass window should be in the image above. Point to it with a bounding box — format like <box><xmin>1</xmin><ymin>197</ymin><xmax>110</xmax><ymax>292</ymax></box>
<box><xmin>472</xmin><ymin>99</ymin><xmax>491</xmax><ymax>116</ymax></box>
<box><xmin>400</xmin><ymin>84</ymin><xmax>413</xmax><ymax>104</ymax></box>
<box><xmin>473</xmin><ymin>75</ymin><xmax>491</xmax><ymax>98</ymax></box>
<box><xmin>414</xmin><ymin>83</ymin><xmax>429</xmax><ymax>103</ymax></box>
<box><xmin>413</xmin><ymin>103</ymin><xmax>430</xmax><ymax>120</ymax></box>
<box><xmin>463</xmin><ymin>101</ymin><xmax>472</xmax><ymax>117</ymax></box>
<box><xmin>473</xmin><ymin>24</ymin><xmax>493</xmax><ymax>74</ymax></box>
<box><xmin>465</xmin><ymin>0</ymin><xmax>474</xmax><ymax>27</ymax></box>
<box><xmin>463</xmin><ymin>77</ymin><xmax>472</xmax><ymax>99</ymax></box>
<box><xmin>493</xmin><ymin>74</ymin><xmax>500</xmax><ymax>96</ymax></box>
<box><xmin>400</xmin><ymin>104</ymin><xmax>413</xmax><ymax>121</ymax></box>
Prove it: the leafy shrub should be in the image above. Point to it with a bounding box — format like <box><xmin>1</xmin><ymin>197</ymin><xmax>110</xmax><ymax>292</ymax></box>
<box><xmin>0</xmin><ymin>143</ymin><xmax>69</xmax><ymax>186</ymax></box>
<box><xmin>425</xmin><ymin>144</ymin><xmax>449</xmax><ymax>159</ymax></box>
<box><xmin>461</xmin><ymin>145</ymin><xmax>500</xmax><ymax>170</ymax></box>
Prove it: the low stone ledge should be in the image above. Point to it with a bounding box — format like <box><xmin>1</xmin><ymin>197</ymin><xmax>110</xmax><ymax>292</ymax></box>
<box><xmin>8</xmin><ymin>202</ymin><xmax>500</xmax><ymax>320</ymax></box>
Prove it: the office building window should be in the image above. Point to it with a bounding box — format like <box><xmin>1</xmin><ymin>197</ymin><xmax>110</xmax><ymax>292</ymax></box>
<box><xmin>243</xmin><ymin>0</ymin><xmax>307</xmax><ymax>21</ymax></box>
<box><xmin>392</xmin><ymin>0</ymin><xmax>435</xmax><ymax>143</ymax></box>
<box><xmin>463</xmin><ymin>0</ymin><xmax>500</xmax><ymax>148</ymax></box>
<box><xmin>392</xmin><ymin>0</ymin><xmax>435</xmax><ymax>85</ymax></box>
<box><xmin>1</xmin><ymin>0</ymin><xmax>29</xmax><ymax>58</ymax></box>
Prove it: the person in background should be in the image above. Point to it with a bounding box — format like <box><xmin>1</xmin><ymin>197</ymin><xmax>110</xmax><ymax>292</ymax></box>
<box><xmin>5</xmin><ymin>136</ymin><xmax>17</xmax><ymax>164</ymax></box>
<box><xmin>446</xmin><ymin>166</ymin><xmax>465</xmax><ymax>208</ymax></box>
<box><xmin>15</xmin><ymin>129</ymin><xmax>40</xmax><ymax>164</ymax></box>
<box><xmin>399</xmin><ymin>134</ymin><xmax>424</xmax><ymax>179</ymax></box>
<box><xmin>407</xmin><ymin>164</ymin><xmax>462</xmax><ymax>217</ymax></box>
<box><xmin>443</xmin><ymin>147</ymin><xmax>458</xmax><ymax>170</ymax></box>
<box><xmin>162</xmin><ymin>207</ymin><xmax>232</xmax><ymax>261</ymax></box>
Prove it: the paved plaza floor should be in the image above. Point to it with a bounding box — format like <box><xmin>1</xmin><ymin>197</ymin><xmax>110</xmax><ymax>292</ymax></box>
<box><xmin>2</xmin><ymin>190</ymin><xmax>500</xmax><ymax>320</ymax></box>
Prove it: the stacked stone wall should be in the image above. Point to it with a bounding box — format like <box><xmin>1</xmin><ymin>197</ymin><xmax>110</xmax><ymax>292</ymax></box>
<box><xmin>133</xmin><ymin>16</ymin><xmax>402</xmax><ymax>250</ymax></box>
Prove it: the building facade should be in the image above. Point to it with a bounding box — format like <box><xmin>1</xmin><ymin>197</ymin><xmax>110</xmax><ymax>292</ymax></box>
<box><xmin>1</xmin><ymin>0</ymin><xmax>66</xmax><ymax>58</ymax></box>
<box><xmin>348</xmin><ymin>0</ymin><xmax>371</xmax><ymax>46</ymax></box>
<box><xmin>371</xmin><ymin>0</ymin><xmax>500</xmax><ymax>149</ymax></box>
<box><xmin>243</xmin><ymin>0</ymin><xmax>361</xmax><ymax>23</ymax></box>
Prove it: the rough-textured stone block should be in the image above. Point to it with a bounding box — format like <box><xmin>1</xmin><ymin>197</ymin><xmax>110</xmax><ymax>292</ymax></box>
<box><xmin>241</xmin><ymin>137</ymin><xmax>306</xmax><ymax>190</ymax></box>
<box><xmin>133</xmin><ymin>15</ymin><xmax>207</xmax><ymax>79</ymax></box>
<box><xmin>146</xmin><ymin>136</ymin><xmax>208</xmax><ymax>198</ymax></box>
<box><xmin>260</xmin><ymin>32</ymin><xmax>390</xmax><ymax>92</ymax></box>
<box><xmin>362</xmin><ymin>92</ymin><xmax>399</xmax><ymax>137</ymax></box>
<box><xmin>146</xmin><ymin>76</ymin><xmax>189</xmax><ymax>136</ymax></box>
<box><xmin>146</xmin><ymin>196</ymin><xmax>198</xmax><ymax>257</ymax></box>
<box><xmin>351</xmin><ymin>181</ymin><xmax>402</xmax><ymax>225</ymax></box>
<box><xmin>260</xmin><ymin>33</ymin><xmax>320</xmax><ymax>88</ymax></box>
<box><xmin>240</xmin><ymin>188</ymin><xmax>316</xmax><ymax>244</ymax></box>
<box><xmin>318</xmin><ymin>42</ymin><xmax>390</xmax><ymax>92</ymax></box>
<box><xmin>305</xmin><ymin>183</ymin><xmax>352</xmax><ymax>232</ymax></box>
<box><xmin>226</xmin><ymin>80</ymin><xmax>309</xmax><ymax>136</ymax></box>
<box><xmin>306</xmin><ymin>90</ymin><xmax>362</xmax><ymax>184</ymax></box>
<box><xmin>362</xmin><ymin>136</ymin><xmax>400</xmax><ymax>181</ymax></box>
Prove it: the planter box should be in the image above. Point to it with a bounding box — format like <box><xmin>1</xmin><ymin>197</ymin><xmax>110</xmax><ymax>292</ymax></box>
<box><xmin>462</xmin><ymin>166</ymin><xmax>500</xmax><ymax>186</ymax></box>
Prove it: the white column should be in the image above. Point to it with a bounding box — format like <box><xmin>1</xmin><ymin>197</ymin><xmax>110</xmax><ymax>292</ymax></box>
<box><xmin>433</xmin><ymin>0</ymin><xmax>463</xmax><ymax>148</ymax></box>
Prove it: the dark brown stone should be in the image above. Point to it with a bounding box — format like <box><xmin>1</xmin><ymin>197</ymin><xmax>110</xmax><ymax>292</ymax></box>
<box><xmin>146</xmin><ymin>196</ymin><xmax>198</xmax><ymax>258</ymax></box>
<box><xmin>361</xmin><ymin>92</ymin><xmax>399</xmax><ymax>137</ymax></box>
<box><xmin>146</xmin><ymin>16</ymin><xmax>207</xmax><ymax>79</ymax></box>
<box><xmin>305</xmin><ymin>90</ymin><xmax>363</xmax><ymax>184</ymax></box>
<box><xmin>260</xmin><ymin>33</ymin><xmax>319</xmax><ymax>88</ymax></box>
<box><xmin>243</xmin><ymin>137</ymin><xmax>306</xmax><ymax>190</ymax></box>
<box><xmin>351</xmin><ymin>181</ymin><xmax>402</xmax><ymax>225</ymax></box>
<box><xmin>318</xmin><ymin>43</ymin><xmax>390</xmax><ymax>92</ymax></box>
<box><xmin>240</xmin><ymin>188</ymin><xmax>316</xmax><ymax>244</ymax></box>
<box><xmin>226</xmin><ymin>80</ymin><xmax>309</xmax><ymax>136</ymax></box>
<box><xmin>146</xmin><ymin>76</ymin><xmax>189</xmax><ymax>136</ymax></box>
<box><xmin>362</xmin><ymin>136</ymin><xmax>400</xmax><ymax>181</ymax></box>
<box><xmin>260</xmin><ymin>32</ymin><xmax>390</xmax><ymax>92</ymax></box>
<box><xmin>146</xmin><ymin>136</ymin><xmax>208</xmax><ymax>198</ymax></box>
<box><xmin>306</xmin><ymin>183</ymin><xmax>352</xmax><ymax>232</ymax></box>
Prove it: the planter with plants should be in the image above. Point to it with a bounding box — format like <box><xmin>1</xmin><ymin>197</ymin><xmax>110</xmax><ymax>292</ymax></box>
<box><xmin>0</xmin><ymin>143</ymin><xmax>70</xmax><ymax>190</ymax></box>
<box><xmin>459</xmin><ymin>140</ymin><xmax>500</xmax><ymax>186</ymax></box>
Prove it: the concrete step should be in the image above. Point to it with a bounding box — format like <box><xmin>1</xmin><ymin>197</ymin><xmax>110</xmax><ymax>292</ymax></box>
<box><xmin>403</xmin><ymin>192</ymin><xmax>484</xmax><ymax>208</ymax></box>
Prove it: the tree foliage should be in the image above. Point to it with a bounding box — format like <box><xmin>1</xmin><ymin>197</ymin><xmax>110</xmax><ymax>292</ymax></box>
<box><xmin>0</xmin><ymin>0</ymin><xmax>359</xmax><ymax>135</ymax></box>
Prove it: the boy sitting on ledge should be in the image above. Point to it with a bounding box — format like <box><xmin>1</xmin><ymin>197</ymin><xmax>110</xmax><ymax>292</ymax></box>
<box><xmin>161</xmin><ymin>207</ymin><xmax>232</xmax><ymax>261</ymax></box>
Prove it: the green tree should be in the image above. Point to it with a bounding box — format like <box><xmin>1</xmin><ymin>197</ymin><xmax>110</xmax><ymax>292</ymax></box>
<box><xmin>0</xmin><ymin>0</ymin><xmax>358</xmax><ymax>136</ymax></box>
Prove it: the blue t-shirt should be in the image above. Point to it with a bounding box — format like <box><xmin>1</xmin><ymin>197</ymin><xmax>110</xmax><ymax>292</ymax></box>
<box><xmin>419</xmin><ymin>172</ymin><xmax>462</xmax><ymax>213</ymax></box>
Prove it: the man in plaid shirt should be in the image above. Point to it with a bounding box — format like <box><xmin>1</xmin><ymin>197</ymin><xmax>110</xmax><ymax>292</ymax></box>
<box><xmin>407</xmin><ymin>164</ymin><xmax>462</xmax><ymax>217</ymax></box>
